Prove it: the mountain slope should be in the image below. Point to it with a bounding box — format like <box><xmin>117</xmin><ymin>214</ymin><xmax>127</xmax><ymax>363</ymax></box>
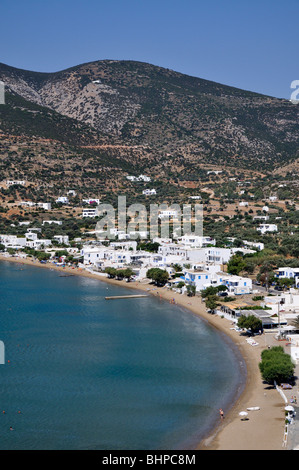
<box><xmin>1</xmin><ymin>60</ymin><xmax>299</xmax><ymax>170</ymax></box>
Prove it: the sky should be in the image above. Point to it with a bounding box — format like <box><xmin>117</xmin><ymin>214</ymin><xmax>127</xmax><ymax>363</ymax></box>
<box><xmin>0</xmin><ymin>0</ymin><xmax>298</xmax><ymax>99</ymax></box>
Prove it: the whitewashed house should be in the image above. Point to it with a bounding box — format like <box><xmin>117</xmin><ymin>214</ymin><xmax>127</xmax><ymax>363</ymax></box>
<box><xmin>158</xmin><ymin>210</ymin><xmax>178</xmax><ymax>219</ymax></box>
<box><xmin>257</xmin><ymin>224</ymin><xmax>278</xmax><ymax>234</ymax></box>
<box><xmin>217</xmin><ymin>273</ymin><xmax>252</xmax><ymax>295</ymax></box>
<box><xmin>206</xmin><ymin>247</ymin><xmax>231</xmax><ymax>263</ymax></box>
<box><xmin>53</xmin><ymin>235</ymin><xmax>70</xmax><ymax>245</ymax></box>
<box><xmin>82</xmin><ymin>198</ymin><xmax>100</xmax><ymax>205</ymax></box>
<box><xmin>177</xmin><ymin>235</ymin><xmax>216</xmax><ymax>248</ymax></box>
<box><xmin>275</xmin><ymin>267</ymin><xmax>299</xmax><ymax>286</ymax></box>
<box><xmin>243</xmin><ymin>240</ymin><xmax>264</xmax><ymax>251</ymax></box>
<box><xmin>0</xmin><ymin>235</ymin><xmax>27</xmax><ymax>249</ymax></box>
<box><xmin>56</xmin><ymin>197</ymin><xmax>69</xmax><ymax>204</ymax></box>
<box><xmin>142</xmin><ymin>189</ymin><xmax>156</xmax><ymax>195</ymax></box>
<box><xmin>6</xmin><ymin>180</ymin><xmax>26</xmax><ymax>186</ymax></box>
<box><xmin>183</xmin><ymin>269</ymin><xmax>213</xmax><ymax>291</ymax></box>
<box><xmin>43</xmin><ymin>220</ymin><xmax>62</xmax><ymax>226</ymax></box>
<box><xmin>82</xmin><ymin>208</ymin><xmax>98</xmax><ymax>218</ymax></box>
<box><xmin>181</xmin><ymin>268</ymin><xmax>252</xmax><ymax>294</ymax></box>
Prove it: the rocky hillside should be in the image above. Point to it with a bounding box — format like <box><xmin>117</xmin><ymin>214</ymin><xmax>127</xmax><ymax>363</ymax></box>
<box><xmin>1</xmin><ymin>60</ymin><xmax>299</xmax><ymax>170</ymax></box>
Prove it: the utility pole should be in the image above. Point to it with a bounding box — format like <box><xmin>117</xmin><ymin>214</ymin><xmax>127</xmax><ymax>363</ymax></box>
<box><xmin>277</xmin><ymin>298</ymin><xmax>284</xmax><ymax>339</ymax></box>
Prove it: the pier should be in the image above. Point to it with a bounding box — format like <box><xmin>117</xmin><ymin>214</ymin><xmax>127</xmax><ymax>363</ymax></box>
<box><xmin>105</xmin><ymin>294</ymin><xmax>148</xmax><ymax>300</ymax></box>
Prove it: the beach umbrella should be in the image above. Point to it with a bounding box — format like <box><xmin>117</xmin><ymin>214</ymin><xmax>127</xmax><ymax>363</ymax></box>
<box><xmin>239</xmin><ymin>411</ymin><xmax>248</xmax><ymax>420</ymax></box>
<box><xmin>285</xmin><ymin>406</ymin><xmax>295</xmax><ymax>412</ymax></box>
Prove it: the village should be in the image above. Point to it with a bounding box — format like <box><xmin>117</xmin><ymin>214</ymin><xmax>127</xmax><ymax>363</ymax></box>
<box><xmin>1</xmin><ymin>218</ymin><xmax>299</xmax><ymax>367</ymax></box>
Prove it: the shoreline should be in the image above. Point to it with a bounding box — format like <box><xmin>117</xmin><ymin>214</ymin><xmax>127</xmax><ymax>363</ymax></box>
<box><xmin>0</xmin><ymin>254</ymin><xmax>286</xmax><ymax>450</ymax></box>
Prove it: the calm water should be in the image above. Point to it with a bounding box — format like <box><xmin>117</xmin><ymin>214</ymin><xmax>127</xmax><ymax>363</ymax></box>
<box><xmin>0</xmin><ymin>261</ymin><xmax>245</xmax><ymax>450</ymax></box>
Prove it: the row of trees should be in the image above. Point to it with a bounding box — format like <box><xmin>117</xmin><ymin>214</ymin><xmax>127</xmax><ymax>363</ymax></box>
<box><xmin>105</xmin><ymin>267</ymin><xmax>134</xmax><ymax>281</ymax></box>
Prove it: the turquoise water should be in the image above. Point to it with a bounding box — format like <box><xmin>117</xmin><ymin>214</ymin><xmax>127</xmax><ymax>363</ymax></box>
<box><xmin>0</xmin><ymin>261</ymin><xmax>245</xmax><ymax>450</ymax></box>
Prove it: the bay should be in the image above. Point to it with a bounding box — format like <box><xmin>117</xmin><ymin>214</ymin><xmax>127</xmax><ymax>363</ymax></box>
<box><xmin>0</xmin><ymin>261</ymin><xmax>244</xmax><ymax>450</ymax></box>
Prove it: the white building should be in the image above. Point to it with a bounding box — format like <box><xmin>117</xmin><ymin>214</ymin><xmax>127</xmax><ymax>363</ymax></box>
<box><xmin>264</xmin><ymin>291</ymin><xmax>299</xmax><ymax>316</ymax></box>
<box><xmin>253</xmin><ymin>215</ymin><xmax>269</xmax><ymax>221</ymax></box>
<box><xmin>43</xmin><ymin>220</ymin><xmax>62</xmax><ymax>226</ymax></box>
<box><xmin>19</xmin><ymin>221</ymin><xmax>31</xmax><ymax>226</ymax></box>
<box><xmin>25</xmin><ymin>232</ymin><xmax>38</xmax><ymax>241</ymax></box>
<box><xmin>275</xmin><ymin>267</ymin><xmax>299</xmax><ymax>286</ymax></box>
<box><xmin>177</xmin><ymin>235</ymin><xmax>216</xmax><ymax>248</ymax></box>
<box><xmin>243</xmin><ymin>240</ymin><xmax>264</xmax><ymax>251</ymax></box>
<box><xmin>126</xmin><ymin>175</ymin><xmax>151</xmax><ymax>182</ymax></box>
<box><xmin>142</xmin><ymin>189</ymin><xmax>156</xmax><ymax>195</ymax></box>
<box><xmin>32</xmin><ymin>239</ymin><xmax>52</xmax><ymax>249</ymax></box>
<box><xmin>218</xmin><ymin>274</ymin><xmax>252</xmax><ymax>295</ymax></box>
<box><xmin>183</xmin><ymin>269</ymin><xmax>214</xmax><ymax>291</ymax></box>
<box><xmin>182</xmin><ymin>268</ymin><xmax>252</xmax><ymax>294</ymax></box>
<box><xmin>0</xmin><ymin>234</ymin><xmax>27</xmax><ymax>249</ymax></box>
<box><xmin>6</xmin><ymin>180</ymin><xmax>26</xmax><ymax>186</ymax></box>
<box><xmin>53</xmin><ymin>235</ymin><xmax>70</xmax><ymax>245</ymax></box>
<box><xmin>20</xmin><ymin>201</ymin><xmax>51</xmax><ymax>210</ymax></box>
<box><xmin>56</xmin><ymin>197</ymin><xmax>69</xmax><ymax>204</ymax></box>
<box><xmin>158</xmin><ymin>210</ymin><xmax>178</xmax><ymax>219</ymax></box>
<box><xmin>158</xmin><ymin>245</ymin><xmax>231</xmax><ymax>264</ymax></box>
<box><xmin>82</xmin><ymin>198</ymin><xmax>100</xmax><ymax>205</ymax></box>
<box><xmin>82</xmin><ymin>208</ymin><xmax>98</xmax><ymax>218</ymax></box>
<box><xmin>239</xmin><ymin>201</ymin><xmax>249</xmax><ymax>207</ymax></box>
<box><xmin>257</xmin><ymin>224</ymin><xmax>278</xmax><ymax>234</ymax></box>
<box><xmin>138</xmin><ymin>175</ymin><xmax>151</xmax><ymax>182</ymax></box>
<box><xmin>206</xmin><ymin>248</ymin><xmax>232</xmax><ymax>263</ymax></box>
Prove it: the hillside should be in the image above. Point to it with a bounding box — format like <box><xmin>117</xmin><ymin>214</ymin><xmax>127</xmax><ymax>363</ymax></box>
<box><xmin>1</xmin><ymin>60</ymin><xmax>299</xmax><ymax>172</ymax></box>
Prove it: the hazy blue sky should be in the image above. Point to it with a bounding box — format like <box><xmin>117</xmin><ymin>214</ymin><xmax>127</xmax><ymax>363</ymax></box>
<box><xmin>1</xmin><ymin>0</ymin><xmax>298</xmax><ymax>98</ymax></box>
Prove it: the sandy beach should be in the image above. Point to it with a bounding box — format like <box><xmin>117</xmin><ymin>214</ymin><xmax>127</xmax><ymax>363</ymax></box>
<box><xmin>0</xmin><ymin>254</ymin><xmax>287</xmax><ymax>450</ymax></box>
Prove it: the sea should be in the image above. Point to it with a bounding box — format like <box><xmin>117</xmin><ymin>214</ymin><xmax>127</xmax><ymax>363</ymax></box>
<box><xmin>0</xmin><ymin>260</ymin><xmax>245</xmax><ymax>450</ymax></box>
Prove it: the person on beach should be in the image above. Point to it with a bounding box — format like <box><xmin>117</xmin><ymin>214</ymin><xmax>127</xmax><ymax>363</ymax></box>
<box><xmin>219</xmin><ymin>409</ymin><xmax>224</xmax><ymax>420</ymax></box>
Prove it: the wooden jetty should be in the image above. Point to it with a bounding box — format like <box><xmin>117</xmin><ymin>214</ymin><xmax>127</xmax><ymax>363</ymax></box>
<box><xmin>105</xmin><ymin>294</ymin><xmax>148</xmax><ymax>300</ymax></box>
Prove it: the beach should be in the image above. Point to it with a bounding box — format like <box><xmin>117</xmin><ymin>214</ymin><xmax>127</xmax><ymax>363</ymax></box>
<box><xmin>0</xmin><ymin>254</ymin><xmax>287</xmax><ymax>450</ymax></box>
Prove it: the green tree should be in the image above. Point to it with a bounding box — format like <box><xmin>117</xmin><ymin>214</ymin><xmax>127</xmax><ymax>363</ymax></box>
<box><xmin>173</xmin><ymin>264</ymin><xmax>183</xmax><ymax>273</ymax></box>
<box><xmin>227</xmin><ymin>254</ymin><xmax>246</xmax><ymax>275</ymax></box>
<box><xmin>237</xmin><ymin>314</ymin><xmax>263</xmax><ymax>335</ymax></box>
<box><xmin>277</xmin><ymin>277</ymin><xmax>294</xmax><ymax>289</ymax></box>
<box><xmin>259</xmin><ymin>346</ymin><xmax>295</xmax><ymax>384</ymax></box>
<box><xmin>186</xmin><ymin>285</ymin><xmax>196</xmax><ymax>297</ymax></box>
<box><xmin>146</xmin><ymin>268</ymin><xmax>169</xmax><ymax>286</ymax></box>
<box><xmin>205</xmin><ymin>295</ymin><xmax>218</xmax><ymax>311</ymax></box>
<box><xmin>176</xmin><ymin>281</ymin><xmax>185</xmax><ymax>289</ymax></box>
<box><xmin>123</xmin><ymin>268</ymin><xmax>134</xmax><ymax>281</ymax></box>
<box><xmin>36</xmin><ymin>251</ymin><xmax>51</xmax><ymax>261</ymax></box>
<box><xmin>105</xmin><ymin>267</ymin><xmax>117</xmax><ymax>278</ymax></box>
